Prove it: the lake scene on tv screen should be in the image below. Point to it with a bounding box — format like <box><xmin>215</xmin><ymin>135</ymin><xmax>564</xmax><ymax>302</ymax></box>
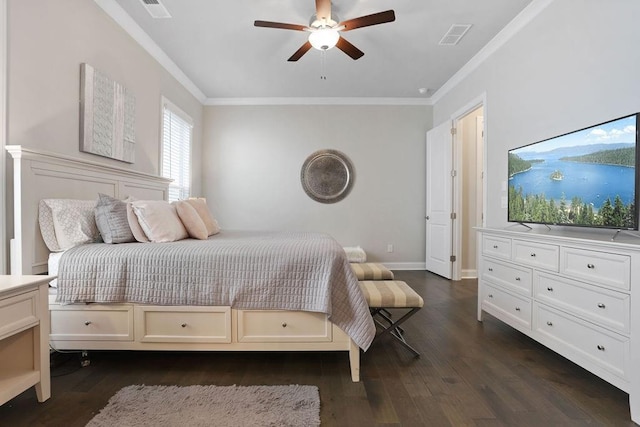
<box><xmin>508</xmin><ymin>115</ymin><xmax>637</xmax><ymax>229</ymax></box>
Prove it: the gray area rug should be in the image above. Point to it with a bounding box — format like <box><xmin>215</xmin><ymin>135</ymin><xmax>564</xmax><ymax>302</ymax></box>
<box><xmin>86</xmin><ymin>384</ymin><xmax>320</xmax><ymax>427</ymax></box>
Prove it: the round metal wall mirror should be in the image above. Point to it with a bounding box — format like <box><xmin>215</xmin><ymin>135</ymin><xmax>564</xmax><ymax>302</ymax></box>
<box><xmin>300</xmin><ymin>149</ymin><xmax>355</xmax><ymax>204</ymax></box>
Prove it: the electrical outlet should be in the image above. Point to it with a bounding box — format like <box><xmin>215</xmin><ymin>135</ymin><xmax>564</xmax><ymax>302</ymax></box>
<box><xmin>387</xmin><ymin>244</ymin><xmax>394</xmax><ymax>253</ymax></box>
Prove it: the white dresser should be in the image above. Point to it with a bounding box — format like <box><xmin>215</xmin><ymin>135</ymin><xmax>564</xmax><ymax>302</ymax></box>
<box><xmin>477</xmin><ymin>227</ymin><xmax>640</xmax><ymax>423</ymax></box>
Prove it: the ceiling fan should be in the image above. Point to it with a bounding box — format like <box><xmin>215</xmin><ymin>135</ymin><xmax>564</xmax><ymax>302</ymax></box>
<box><xmin>254</xmin><ymin>0</ymin><xmax>395</xmax><ymax>61</ymax></box>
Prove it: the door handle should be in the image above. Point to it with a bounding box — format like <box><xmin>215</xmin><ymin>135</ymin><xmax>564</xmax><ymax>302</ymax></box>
<box><xmin>426</xmin><ymin>216</ymin><xmax>430</xmax><ymax>220</ymax></box>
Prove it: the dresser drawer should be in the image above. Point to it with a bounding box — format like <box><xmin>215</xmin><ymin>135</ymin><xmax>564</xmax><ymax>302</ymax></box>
<box><xmin>0</xmin><ymin>290</ymin><xmax>38</xmax><ymax>339</ymax></box>
<box><xmin>482</xmin><ymin>259</ymin><xmax>532</xmax><ymax>296</ymax></box>
<box><xmin>481</xmin><ymin>283</ymin><xmax>531</xmax><ymax>330</ymax></box>
<box><xmin>560</xmin><ymin>247</ymin><xmax>630</xmax><ymax>290</ymax></box>
<box><xmin>136</xmin><ymin>306</ymin><xmax>231</xmax><ymax>343</ymax></box>
<box><xmin>237</xmin><ymin>310</ymin><xmax>332</xmax><ymax>343</ymax></box>
<box><xmin>513</xmin><ymin>240</ymin><xmax>559</xmax><ymax>271</ymax></box>
<box><xmin>535</xmin><ymin>304</ymin><xmax>628</xmax><ymax>380</ymax></box>
<box><xmin>535</xmin><ymin>272</ymin><xmax>629</xmax><ymax>334</ymax></box>
<box><xmin>482</xmin><ymin>235</ymin><xmax>511</xmax><ymax>260</ymax></box>
<box><xmin>50</xmin><ymin>304</ymin><xmax>133</xmax><ymax>341</ymax></box>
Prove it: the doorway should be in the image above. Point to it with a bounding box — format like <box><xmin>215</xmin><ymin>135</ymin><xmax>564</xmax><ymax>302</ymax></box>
<box><xmin>452</xmin><ymin>103</ymin><xmax>485</xmax><ymax>280</ymax></box>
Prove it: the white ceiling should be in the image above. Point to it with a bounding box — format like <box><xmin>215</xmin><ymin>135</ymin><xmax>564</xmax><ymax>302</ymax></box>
<box><xmin>108</xmin><ymin>0</ymin><xmax>533</xmax><ymax>102</ymax></box>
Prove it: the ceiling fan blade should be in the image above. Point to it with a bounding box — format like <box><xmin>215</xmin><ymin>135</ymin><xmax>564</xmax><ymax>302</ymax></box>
<box><xmin>315</xmin><ymin>0</ymin><xmax>331</xmax><ymax>22</ymax></box>
<box><xmin>288</xmin><ymin>41</ymin><xmax>313</xmax><ymax>62</ymax></box>
<box><xmin>336</xmin><ymin>36</ymin><xmax>364</xmax><ymax>60</ymax></box>
<box><xmin>254</xmin><ymin>20</ymin><xmax>308</xmax><ymax>31</ymax></box>
<box><xmin>339</xmin><ymin>10</ymin><xmax>396</xmax><ymax>31</ymax></box>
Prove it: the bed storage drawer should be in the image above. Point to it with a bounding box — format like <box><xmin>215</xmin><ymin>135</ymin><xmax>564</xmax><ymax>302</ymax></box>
<box><xmin>50</xmin><ymin>304</ymin><xmax>133</xmax><ymax>341</ymax></box>
<box><xmin>135</xmin><ymin>306</ymin><xmax>231</xmax><ymax>343</ymax></box>
<box><xmin>237</xmin><ymin>310</ymin><xmax>332</xmax><ymax>343</ymax></box>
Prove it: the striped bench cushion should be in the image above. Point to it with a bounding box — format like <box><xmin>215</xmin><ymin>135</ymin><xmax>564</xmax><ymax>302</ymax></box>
<box><xmin>351</xmin><ymin>263</ymin><xmax>394</xmax><ymax>280</ymax></box>
<box><xmin>359</xmin><ymin>281</ymin><xmax>424</xmax><ymax>308</ymax></box>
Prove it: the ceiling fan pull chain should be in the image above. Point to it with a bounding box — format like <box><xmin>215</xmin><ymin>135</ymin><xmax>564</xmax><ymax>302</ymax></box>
<box><xmin>320</xmin><ymin>50</ymin><xmax>327</xmax><ymax>80</ymax></box>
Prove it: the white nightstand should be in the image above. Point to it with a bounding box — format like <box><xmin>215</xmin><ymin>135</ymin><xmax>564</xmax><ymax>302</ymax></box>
<box><xmin>0</xmin><ymin>275</ymin><xmax>53</xmax><ymax>405</ymax></box>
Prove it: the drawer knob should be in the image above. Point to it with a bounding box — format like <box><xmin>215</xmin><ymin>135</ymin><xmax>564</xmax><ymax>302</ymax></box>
<box><xmin>546</xmin><ymin>321</ymin><xmax>553</xmax><ymax>326</ymax></box>
<box><xmin>488</xmin><ymin>294</ymin><xmax>493</xmax><ymax>298</ymax></box>
<box><xmin>181</xmin><ymin>323</ymin><xmax>187</xmax><ymax>328</ymax></box>
<box><xmin>515</xmin><ymin>277</ymin><xmax>521</xmax><ymax>281</ymax></box>
<box><xmin>547</xmin><ymin>287</ymin><xmax>553</xmax><ymax>292</ymax></box>
<box><xmin>488</xmin><ymin>267</ymin><xmax>493</xmax><ymax>272</ymax></box>
<box><xmin>84</xmin><ymin>321</ymin><xmax>92</xmax><ymax>326</ymax></box>
<box><xmin>493</xmin><ymin>245</ymin><xmax>498</xmax><ymax>249</ymax></box>
<box><xmin>282</xmin><ymin>323</ymin><xmax>287</xmax><ymax>328</ymax></box>
<box><xmin>597</xmin><ymin>303</ymin><xmax>606</xmax><ymax>309</ymax></box>
<box><xmin>515</xmin><ymin>307</ymin><xmax>521</xmax><ymax>312</ymax></box>
<box><xmin>597</xmin><ymin>345</ymin><xmax>605</xmax><ymax>351</ymax></box>
<box><xmin>587</xmin><ymin>263</ymin><xmax>595</xmax><ymax>269</ymax></box>
<box><xmin>530</xmin><ymin>253</ymin><xmax>536</xmax><ymax>257</ymax></box>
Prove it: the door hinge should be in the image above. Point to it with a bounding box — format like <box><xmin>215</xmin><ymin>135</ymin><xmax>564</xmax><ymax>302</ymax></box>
<box><xmin>451</xmin><ymin>170</ymin><xmax>457</xmax><ymax>177</ymax></box>
<box><xmin>450</xmin><ymin>212</ymin><xmax>457</xmax><ymax>220</ymax></box>
<box><xmin>450</xmin><ymin>127</ymin><xmax>457</xmax><ymax>136</ymax></box>
<box><xmin>450</xmin><ymin>255</ymin><xmax>456</xmax><ymax>262</ymax></box>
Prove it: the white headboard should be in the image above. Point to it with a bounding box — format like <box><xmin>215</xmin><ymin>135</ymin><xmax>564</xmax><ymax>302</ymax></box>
<box><xmin>5</xmin><ymin>146</ymin><xmax>171</xmax><ymax>275</ymax></box>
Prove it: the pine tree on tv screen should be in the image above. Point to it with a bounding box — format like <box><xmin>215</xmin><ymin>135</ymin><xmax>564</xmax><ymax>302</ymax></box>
<box><xmin>508</xmin><ymin>114</ymin><xmax>638</xmax><ymax>229</ymax></box>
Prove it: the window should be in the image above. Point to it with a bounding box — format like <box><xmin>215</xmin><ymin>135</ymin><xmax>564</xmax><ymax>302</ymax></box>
<box><xmin>161</xmin><ymin>98</ymin><xmax>193</xmax><ymax>201</ymax></box>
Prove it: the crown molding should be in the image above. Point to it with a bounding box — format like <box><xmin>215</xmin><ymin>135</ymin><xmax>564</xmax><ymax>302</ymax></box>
<box><xmin>94</xmin><ymin>0</ymin><xmax>206</xmax><ymax>104</ymax></box>
<box><xmin>205</xmin><ymin>97</ymin><xmax>433</xmax><ymax>106</ymax></box>
<box><xmin>430</xmin><ymin>0</ymin><xmax>555</xmax><ymax>104</ymax></box>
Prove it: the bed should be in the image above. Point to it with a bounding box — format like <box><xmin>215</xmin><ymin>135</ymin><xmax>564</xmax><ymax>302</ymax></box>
<box><xmin>6</xmin><ymin>145</ymin><xmax>374</xmax><ymax>382</ymax></box>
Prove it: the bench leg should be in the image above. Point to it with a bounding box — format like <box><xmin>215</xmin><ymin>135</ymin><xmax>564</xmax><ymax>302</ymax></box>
<box><xmin>371</xmin><ymin>307</ymin><xmax>421</xmax><ymax>357</ymax></box>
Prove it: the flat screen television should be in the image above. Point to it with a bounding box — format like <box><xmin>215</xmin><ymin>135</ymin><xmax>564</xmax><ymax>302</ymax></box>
<box><xmin>508</xmin><ymin>113</ymin><xmax>639</xmax><ymax>230</ymax></box>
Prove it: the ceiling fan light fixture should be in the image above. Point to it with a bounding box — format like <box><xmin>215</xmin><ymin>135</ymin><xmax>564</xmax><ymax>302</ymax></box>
<box><xmin>308</xmin><ymin>28</ymin><xmax>340</xmax><ymax>51</ymax></box>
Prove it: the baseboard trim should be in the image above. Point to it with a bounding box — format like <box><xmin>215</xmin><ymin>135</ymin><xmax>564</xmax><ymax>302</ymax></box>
<box><xmin>461</xmin><ymin>269</ymin><xmax>478</xmax><ymax>279</ymax></box>
<box><xmin>381</xmin><ymin>262</ymin><xmax>426</xmax><ymax>271</ymax></box>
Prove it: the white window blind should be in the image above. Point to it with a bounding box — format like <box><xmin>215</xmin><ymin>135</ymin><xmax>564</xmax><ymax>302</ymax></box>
<box><xmin>161</xmin><ymin>99</ymin><xmax>193</xmax><ymax>201</ymax></box>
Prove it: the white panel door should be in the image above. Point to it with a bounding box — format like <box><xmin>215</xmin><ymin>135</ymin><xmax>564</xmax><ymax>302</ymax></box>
<box><xmin>426</xmin><ymin>121</ymin><xmax>453</xmax><ymax>279</ymax></box>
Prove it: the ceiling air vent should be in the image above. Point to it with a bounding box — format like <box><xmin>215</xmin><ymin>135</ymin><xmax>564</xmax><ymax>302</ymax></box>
<box><xmin>139</xmin><ymin>0</ymin><xmax>171</xmax><ymax>19</ymax></box>
<box><xmin>439</xmin><ymin>24</ymin><xmax>472</xmax><ymax>46</ymax></box>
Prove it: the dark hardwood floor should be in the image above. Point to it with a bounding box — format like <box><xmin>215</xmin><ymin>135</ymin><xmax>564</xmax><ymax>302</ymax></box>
<box><xmin>0</xmin><ymin>271</ymin><xmax>634</xmax><ymax>426</ymax></box>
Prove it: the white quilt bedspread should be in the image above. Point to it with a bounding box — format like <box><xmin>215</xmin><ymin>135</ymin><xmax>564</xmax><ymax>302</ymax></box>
<box><xmin>56</xmin><ymin>230</ymin><xmax>376</xmax><ymax>350</ymax></box>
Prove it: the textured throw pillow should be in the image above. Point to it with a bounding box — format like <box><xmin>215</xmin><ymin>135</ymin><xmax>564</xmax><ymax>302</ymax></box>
<box><xmin>131</xmin><ymin>200</ymin><xmax>188</xmax><ymax>243</ymax></box>
<box><xmin>174</xmin><ymin>201</ymin><xmax>208</xmax><ymax>240</ymax></box>
<box><xmin>126</xmin><ymin>202</ymin><xmax>149</xmax><ymax>243</ymax></box>
<box><xmin>186</xmin><ymin>198</ymin><xmax>220</xmax><ymax>236</ymax></box>
<box><xmin>95</xmin><ymin>193</ymin><xmax>135</xmax><ymax>244</ymax></box>
<box><xmin>39</xmin><ymin>200</ymin><xmax>62</xmax><ymax>252</ymax></box>
<box><xmin>41</xmin><ymin>199</ymin><xmax>100</xmax><ymax>250</ymax></box>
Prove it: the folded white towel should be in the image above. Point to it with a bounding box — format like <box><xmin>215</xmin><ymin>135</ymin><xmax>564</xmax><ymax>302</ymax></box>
<box><xmin>344</xmin><ymin>246</ymin><xmax>367</xmax><ymax>263</ymax></box>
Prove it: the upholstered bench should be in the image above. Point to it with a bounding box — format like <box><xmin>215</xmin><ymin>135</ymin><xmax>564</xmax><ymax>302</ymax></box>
<box><xmin>358</xmin><ymin>280</ymin><xmax>423</xmax><ymax>356</ymax></box>
<box><xmin>351</xmin><ymin>262</ymin><xmax>394</xmax><ymax>280</ymax></box>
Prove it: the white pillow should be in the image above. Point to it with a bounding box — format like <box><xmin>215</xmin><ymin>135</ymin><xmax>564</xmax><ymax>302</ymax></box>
<box><xmin>40</xmin><ymin>199</ymin><xmax>100</xmax><ymax>251</ymax></box>
<box><xmin>186</xmin><ymin>198</ymin><xmax>220</xmax><ymax>236</ymax></box>
<box><xmin>39</xmin><ymin>200</ymin><xmax>62</xmax><ymax>252</ymax></box>
<box><xmin>131</xmin><ymin>200</ymin><xmax>188</xmax><ymax>243</ymax></box>
<box><xmin>174</xmin><ymin>201</ymin><xmax>208</xmax><ymax>240</ymax></box>
<box><xmin>126</xmin><ymin>202</ymin><xmax>149</xmax><ymax>243</ymax></box>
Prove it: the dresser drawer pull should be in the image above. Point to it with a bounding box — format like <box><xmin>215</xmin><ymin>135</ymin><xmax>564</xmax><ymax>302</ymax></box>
<box><xmin>282</xmin><ymin>323</ymin><xmax>287</xmax><ymax>328</ymax></box>
<box><xmin>546</xmin><ymin>287</ymin><xmax>553</xmax><ymax>292</ymax></box>
<box><xmin>493</xmin><ymin>245</ymin><xmax>498</xmax><ymax>249</ymax></box>
<box><xmin>597</xmin><ymin>345</ymin><xmax>605</xmax><ymax>351</ymax></box>
<box><xmin>181</xmin><ymin>323</ymin><xmax>187</xmax><ymax>328</ymax></box>
<box><xmin>515</xmin><ymin>307</ymin><xmax>521</xmax><ymax>312</ymax></box>
<box><xmin>546</xmin><ymin>321</ymin><xmax>553</xmax><ymax>326</ymax></box>
<box><xmin>488</xmin><ymin>294</ymin><xmax>493</xmax><ymax>298</ymax></box>
<box><xmin>597</xmin><ymin>303</ymin><xmax>606</xmax><ymax>309</ymax></box>
<box><xmin>587</xmin><ymin>263</ymin><xmax>595</xmax><ymax>269</ymax></box>
<box><xmin>530</xmin><ymin>253</ymin><xmax>537</xmax><ymax>257</ymax></box>
<box><xmin>84</xmin><ymin>321</ymin><xmax>92</xmax><ymax>326</ymax></box>
<box><xmin>515</xmin><ymin>276</ymin><xmax>521</xmax><ymax>281</ymax></box>
<box><xmin>488</xmin><ymin>267</ymin><xmax>493</xmax><ymax>272</ymax></box>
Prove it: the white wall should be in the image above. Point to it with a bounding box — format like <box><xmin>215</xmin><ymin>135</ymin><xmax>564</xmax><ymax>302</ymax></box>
<box><xmin>203</xmin><ymin>105</ymin><xmax>431</xmax><ymax>266</ymax></box>
<box><xmin>433</xmin><ymin>0</ymin><xmax>640</xmax><ymax>228</ymax></box>
<box><xmin>7</xmin><ymin>0</ymin><xmax>203</xmax><ymax>186</ymax></box>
